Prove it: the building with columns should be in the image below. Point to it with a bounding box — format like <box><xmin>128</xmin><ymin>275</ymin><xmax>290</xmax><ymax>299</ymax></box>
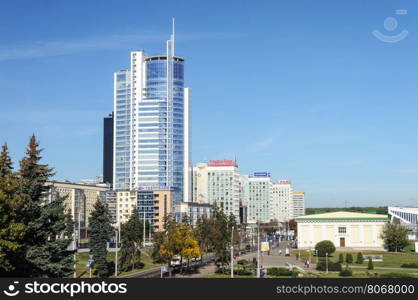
<box><xmin>296</xmin><ymin>211</ymin><xmax>387</xmax><ymax>250</ymax></box>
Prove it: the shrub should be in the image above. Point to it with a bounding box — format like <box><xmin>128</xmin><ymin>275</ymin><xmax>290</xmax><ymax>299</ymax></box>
<box><xmin>315</xmin><ymin>240</ymin><xmax>336</xmax><ymax>257</ymax></box>
<box><xmin>338</xmin><ymin>253</ymin><xmax>344</xmax><ymax>263</ymax></box>
<box><xmin>339</xmin><ymin>265</ymin><xmax>353</xmax><ymax>277</ymax></box>
<box><xmin>346</xmin><ymin>253</ymin><xmax>353</xmax><ymax>264</ymax></box>
<box><xmin>356</xmin><ymin>252</ymin><xmax>364</xmax><ymax>264</ymax></box>
<box><xmin>367</xmin><ymin>258</ymin><xmax>374</xmax><ymax>270</ymax></box>
<box><xmin>316</xmin><ymin>260</ymin><xmax>342</xmax><ymax>272</ymax></box>
<box><xmin>236</xmin><ymin>269</ymin><xmax>253</xmax><ymax>276</ymax></box>
<box><xmin>267</xmin><ymin>267</ymin><xmax>293</xmax><ymax>276</ymax></box>
<box><xmin>379</xmin><ymin>272</ymin><xmax>414</xmax><ymax>278</ymax></box>
<box><xmin>400</xmin><ymin>262</ymin><xmax>418</xmax><ymax>268</ymax></box>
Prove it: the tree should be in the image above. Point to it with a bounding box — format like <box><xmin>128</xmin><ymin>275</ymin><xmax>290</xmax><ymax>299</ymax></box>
<box><xmin>89</xmin><ymin>200</ymin><xmax>113</xmax><ymax>277</ymax></box>
<box><xmin>314</xmin><ymin>240</ymin><xmax>336</xmax><ymax>257</ymax></box>
<box><xmin>345</xmin><ymin>253</ymin><xmax>353</xmax><ymax>264</ymax></box>
<box><xmin>15</xmin><ymin>135</ymin><xmax>72</xmax><ymax>277</ymax></box>
<box><xmin>159</xmin><ymin>217</ymin><xmax>185</xmax><ymax>277</ymax></box>
<box><xmin>356</xmin><ymin>252</ymin><xmax>364</xmax><ymax>264</ymax></box>
<box><xmin>0</xmin><ymin>143</ymin><xmax>26</xmax><ymax>274</ymax></box>
<box><xmin>367</xmin><ymin>257</ymin><xmax>374</xmax><ymax>270</ymax></box>
<box><xmin>338</xmin><ymin>253</ymin><xmax>344</xmax><ymax>263</ymax></box>
<box><xmin>380</xmin><ymin>221</ymin><xmax>409</xmax><ymax>252</ymax></box>
<box><xmin>119</xmin><ymin>209</ymin><xmax>145</xmax><ymax>272</ymax></box>
<box><xmin>210</xmin><ymin>205</ymin><xmax>230</xmax><ymax>268</ymax></box>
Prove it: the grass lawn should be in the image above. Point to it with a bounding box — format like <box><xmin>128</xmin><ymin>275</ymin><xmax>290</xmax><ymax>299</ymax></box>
<box><xmin>292</xmin><ymin>247</ymin><xmax>418</xmax><ymax>268</ymax></box>
<box><xmin>75</xmin><ymin>249</ymin><xmax>162</xmax><ymax>278</ymax></box>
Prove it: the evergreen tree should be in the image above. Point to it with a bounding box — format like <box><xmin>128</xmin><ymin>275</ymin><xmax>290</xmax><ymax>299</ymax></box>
<box><xmin>338</xmin><ymin>253</ymin><xmax>344</xmax><ymax>263</ymax></box>
<box><xmin>210</xmin><ymin>205</ymin><xmax>230</xmax><ymax>267</ymax></box>
<box><xmin>119</xmin><ymin>209</ymin><xmax>144</xmax><ymax>272</ymax></box>
<box><xmin>367</xmin><ymin>257</ymin><xmax>374</xmax><ymax>270</ymax></box>
<box><xmin>15</xmin><ymin>135</ymin><xmax>72</xmax><ymax>277</ymax></box>
<box><xmin>89</xmin><ymin>200</ymin><xmax>112</xmax><ymax>277</ymax></box>
<box><xmin>0</xmin><ymin>143</ymin><xmax>26</xmax><ymax>274</ymax></box>
<box><xmin>346</xmin><ymin>253</ymin><xmax>353</xmax><ymax>264</ymax></box>
<box><xmin>356</xmin><ymin>252</ymin><xmax>364</xmax><ymax>264</ymax></box>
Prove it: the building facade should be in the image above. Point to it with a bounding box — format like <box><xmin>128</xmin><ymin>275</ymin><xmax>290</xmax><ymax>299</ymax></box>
<box><xmin>103</xmin><ymin>112</ymin><xmax>114</xmax><ymax>185</ymax></box>
<box><xmin>292</xmin><ymin>191</ymin><xmax>305</xmax><ymax>219</ymax></box>
<box><xmin>45</xmin><ymin>181</ymin><xmax>110</xmax><ymax>239</ymax></box>
<box><xmin>175</xmin><ymin>202</ymin><xmax>212</xmax><ymax>227</ymax></box>
<box><xmin>192</xmin><ymin>160</ymin><xmax>240</xmax><ymax>222</ymax></box>
<box><xmin>388</xmin><ymin>206</ymin><xmax>418</xmax><ymax>239</ymax></box>
<box><xmin>296</xmin><ymin>211</ymin><xmax>387</xmax><ymax>250</ymax></box>
<box><xmin>113</xmin><ymin>27</ymin><xmax>191</xmax><ymax>204</ymax></box>
<box><xmin>248</xmin><ymin>173</ymin><xmax>272</xmax><ymax>224</ymax></box>
<box><xmin>271</xmin><ymin>180</ymin><xmax>293</xmax><ymax>222</ymax></box>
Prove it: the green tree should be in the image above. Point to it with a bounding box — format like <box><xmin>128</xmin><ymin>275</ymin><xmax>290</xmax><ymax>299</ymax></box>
<box><xmin>346</xmin><ymin>253</ymin><xmax>353</xmax><ymax>264</ymax></box>
<box><xmin>356</xmin><ymin>252</ymin><xmax>364</xmax><ymax>264</ymax></box>
<box><xmin>89</xmin><ymin>200</ymin><xmax>113</xmax><ymax>277</ymax></box>
<box><xmin>314</xmin><ymin>240</ymin><xmax>336</xmax><ymax>257</ymax></box>
<box><xmin>367</xmin><ymin>257</ymin><xmax>374</xmax><ymax>270</ymax></box>
<box><xmin>119</xmin><ymin>209</ymin><xmax>146</xmax><ymax>272</ymax></box>
<box><xmin>0</xmin><ymin>143</ymin><xmax>26</xmax><ymax>274</ymax></box>
<box><xmin>380</xmin><ymin>221</ymin><xmax>409</xmax><ymax>252</ymax></box>
<box><xmin>16</xmin><ymin>135</ymin><xmax>72</xmax><ymax>277</ymax></box>
<box><xmin>210</xmin><ymin>205</ymin><xmax>230</xmax><ymax>267</ymax></box>
<box><xmin>338</xmin><ymin>253</ymin><xmax>344</xmax><ymax>263</ymax></box>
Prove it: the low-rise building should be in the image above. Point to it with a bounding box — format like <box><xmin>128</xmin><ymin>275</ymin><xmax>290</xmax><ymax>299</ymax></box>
<box><xmin>296</xmin><ymin>211</ymin><xmax>388</xmax><ymax>250</ymax></box>
<box><xmin>45</xmin><ymin>181</ymin><xmax>110</xmax><ymax>239</ymax></box>
<box><xmin>175</xmin><ymin>202</ymin><xmax>213</xmax><ymax>226</ymax></box>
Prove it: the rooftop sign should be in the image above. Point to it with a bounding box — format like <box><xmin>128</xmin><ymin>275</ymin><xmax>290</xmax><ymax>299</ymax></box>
<box><xmin>208</xmin><ymin>160</ymin><xmax>237</xmax><ymax>167</ymax></box>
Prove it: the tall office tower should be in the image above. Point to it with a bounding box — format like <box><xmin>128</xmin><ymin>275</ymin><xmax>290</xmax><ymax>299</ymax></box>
<box><xmin>292</xmin><ymin>191</ymin><xmax>305</xmax><ymax>218</ymax></box>
<box><xmin>103</xmin><ymin>112</ymin><xmax>114</xmax><ymax>185</ymax></box>
<box><xmin>113</xmin><ymin>22</ymin><xmax>191</xmax><ymax>203</ymax></box>
<box><xmin>191</xmin><ymin>160</ymin><xmax>240</xmax><ymax>222</ymax></box>
<box><xmin>271</xmin><ymin>180</ymin><xmax>293</xmax><ymax>222</ymax></box>
<box><xmin>248</xmin><ymin>173</ymin><xmax>273</xmax><ymax>224</ymax></box>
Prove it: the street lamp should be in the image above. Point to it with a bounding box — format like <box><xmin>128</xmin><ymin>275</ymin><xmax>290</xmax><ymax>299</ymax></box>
<box><xmin>230</xmin><ymin>226</ymin><xmax>234</xmax><ymax>278</ymax></box>
<box><xmin>256</xmin><ymin>221</ymin><xmax>260</xmax><ymax>278</ymax></box>
<box><xmin>325</xmin><ymin>252</ymin><xmax>329</xmax><ymax>274</ymax></box>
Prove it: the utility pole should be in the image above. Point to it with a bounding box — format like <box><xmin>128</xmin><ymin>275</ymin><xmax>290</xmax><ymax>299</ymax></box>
<box><xmin>257</xmin><ymin>221</ymin><xmax>260</xmax><ymax>278</ymax></box>
<box><xmin>230</xmin><ymin>226</ymin><xmax>234</xmax><ymax>278</ymax></box>
<box><xmin>143</xmin><ymin>210</ymin><xmax>146</xmax><ymax>247</ymax></box>
<box><xmin>73</xmin><ymin>224</ymin><xmax>77</xmax><ymax>278</ymax></box>
<box><xmin>326</xmin><ymin>252</ymin><xmax>329</xmax><ymax>274</ymax></box>
<box><xmin>115</xmin><ymin>223</ymin><xmax>120</xmax><ymax>277</ymax></box>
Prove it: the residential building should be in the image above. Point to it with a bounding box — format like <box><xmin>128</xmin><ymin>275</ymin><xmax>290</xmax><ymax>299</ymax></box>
<box><xmin>99</xmin><ymin>190</ymin><xmax>117</xmax><ymax>225</ymax></box>
<box><xmin>103</xmin><ymin>112</ymin><xmax>114</xmax><ymax>185</ymax></box>
<box><xmin>192</xmin><ymin>160</ymin><xmax>240</xmax><ymax>222</ymax></box>
<box><xmin>248</xmin><ymin>173</ymin><xmax>272</xmax><ymax>224</ymax></box>
<box><xmin>115</xmin><ymin>190</ymin><xmax>138</xmax><ymax>226</ymax></box>
<box><xmin>296</xmin><ymin>211</ymin><xmax>388</xmax><ymax>250</ymax></box>
<box><xmin>45</xmin><ymin>181</ymin><xmax>110</xmax><ymax>239</ymax></box>
<box><xmin>175</xmin><ymin>202</ymin><xmax>212</xmax><ymax>227</ymax></box>
<box><xmin>292</xmin><ymin>191</ymin><xmax>305</xmax><ymax>219</ymax></box>
<box><xmin>113</xmin><ymin>25</ymin><xmax>191</xmax><ymax>204</ymax></box>
<box><xmin>271</xmin><ymin>180</ymin><xmax>293</xmax><ymax>222</ymax></box>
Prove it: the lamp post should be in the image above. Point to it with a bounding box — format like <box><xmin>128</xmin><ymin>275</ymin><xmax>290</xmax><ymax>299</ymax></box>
<box><xmin>325</xmin><ymin>252</ymin><xmax>329</xmax><ymax>274</ymax></box>
<box><xmin>115</xmin><ymin>223</ymin><xmax>120</xmax><ymax>277</ymax></box>
<box><xmin>256</xmin><ymin>221</ymin><xmax>260</xmax><ymax>278</ymax></box>
<box><xmin>230</xmin><ymin>226</ymin><xmax>234</xmax><ymax>278</ymax></box>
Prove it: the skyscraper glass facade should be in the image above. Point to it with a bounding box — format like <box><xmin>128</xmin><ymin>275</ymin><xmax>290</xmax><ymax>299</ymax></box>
<box><xmin>113</xmin><ymin>33</ymin><xmax>190</xmax><ymax>204</ymax></box>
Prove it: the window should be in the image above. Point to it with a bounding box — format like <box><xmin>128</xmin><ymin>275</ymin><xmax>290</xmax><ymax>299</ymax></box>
<box><xmin>338</xmin><ymin>227</ymin><xmax>346</xmax><ymax>234</ymax></box>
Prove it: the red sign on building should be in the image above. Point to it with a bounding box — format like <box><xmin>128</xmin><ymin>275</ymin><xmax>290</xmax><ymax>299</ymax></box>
<box><xmin>207</xmin><ymin>160</ymin><xmax>237</xmax><ymax>167</ymax></box>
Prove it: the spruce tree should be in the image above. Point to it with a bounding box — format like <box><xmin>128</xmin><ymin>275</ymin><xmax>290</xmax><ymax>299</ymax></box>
<box><xmin>0</xmin><ymin>143</ymin><xmax>26</xmax><ymax>274</ymax></box>
<box><xmin>89</xmin><ymin>200</ymin><xmax>112</xmax><ymax>277</ymax></box>
<box><xmin>16</xmin><ymin>135</ymin><xmax>73</xmax><ymax>277</ymax></box>
<box><xmin>119</xmin><ymin>209</ymin><xmax>143</xmax><ymax>272</ymax></box>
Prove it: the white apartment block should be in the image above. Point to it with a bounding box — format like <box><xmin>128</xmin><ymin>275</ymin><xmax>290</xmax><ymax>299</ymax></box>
<box><xmin>271</xmin><ymin>180</ymin><xmax>293</xmax><ymax>222</ymax></box>
<box><xmin>192</xmin><ymin>160</ymin><xmax>240</xmax><ymax>222</ymax></box>
<box><xmin>292</xmin><ymin>191</ymin><xmax>305</xmax><ymax>219</ymax></box>
<box><xmin>248</xmin><ymin>173</ymin><xmax>272</xmax><ymax>224</ymax></box>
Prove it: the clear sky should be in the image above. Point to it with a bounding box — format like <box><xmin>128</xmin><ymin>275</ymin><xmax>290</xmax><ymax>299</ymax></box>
<box><xmin>1</xmin><ymin>0</ymin><xmax>417</xmax><ymax>208</ymax></box>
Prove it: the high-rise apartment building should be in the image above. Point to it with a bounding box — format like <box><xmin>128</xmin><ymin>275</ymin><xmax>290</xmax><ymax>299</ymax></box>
<box><xmin>192</xmin><ymin>160</ymin><xmax>240</xmax><ymax>222</ymax></box>
<box><xmin>271</xmin><ymin>180</ymin><xmax>293</xmax><ymax>222</ymax></box>
<box><xmin>113</xmin><ymin>24</ymin><xmax>191</xmax><ymax>204</ymax></box>
<box><xmin>103</xmin><ymin>112</ymin><xmax>114</xmax><ymax>185</ymax></box>
<box><xmin>292</xmin><ymin>191</ymin><xmax>305</xmax><ymax>218</ymax></box>
<box><xmin>248</xmin><ymin>173</ymin><xmax>272</xmax><ymax>223</ymax></box>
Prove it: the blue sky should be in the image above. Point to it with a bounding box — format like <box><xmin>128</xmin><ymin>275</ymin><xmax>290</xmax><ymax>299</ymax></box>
<box><xmin>1</xmin><ymin>0</ymin><xmax>417</xmax><ymax>207</ymax></box>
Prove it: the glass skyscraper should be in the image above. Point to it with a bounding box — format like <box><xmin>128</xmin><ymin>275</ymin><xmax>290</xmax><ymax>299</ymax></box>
<box><xmin>113</xmin><ymin>26</ymin><xmax>191</xmax><ymax>203</ymax></box>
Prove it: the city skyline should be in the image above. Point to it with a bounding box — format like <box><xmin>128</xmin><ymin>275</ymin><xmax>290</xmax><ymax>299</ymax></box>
<box><xmin>1</xmin><ymin>1</ymin><xmax>418</xmax><ymax>208</ymax></box>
